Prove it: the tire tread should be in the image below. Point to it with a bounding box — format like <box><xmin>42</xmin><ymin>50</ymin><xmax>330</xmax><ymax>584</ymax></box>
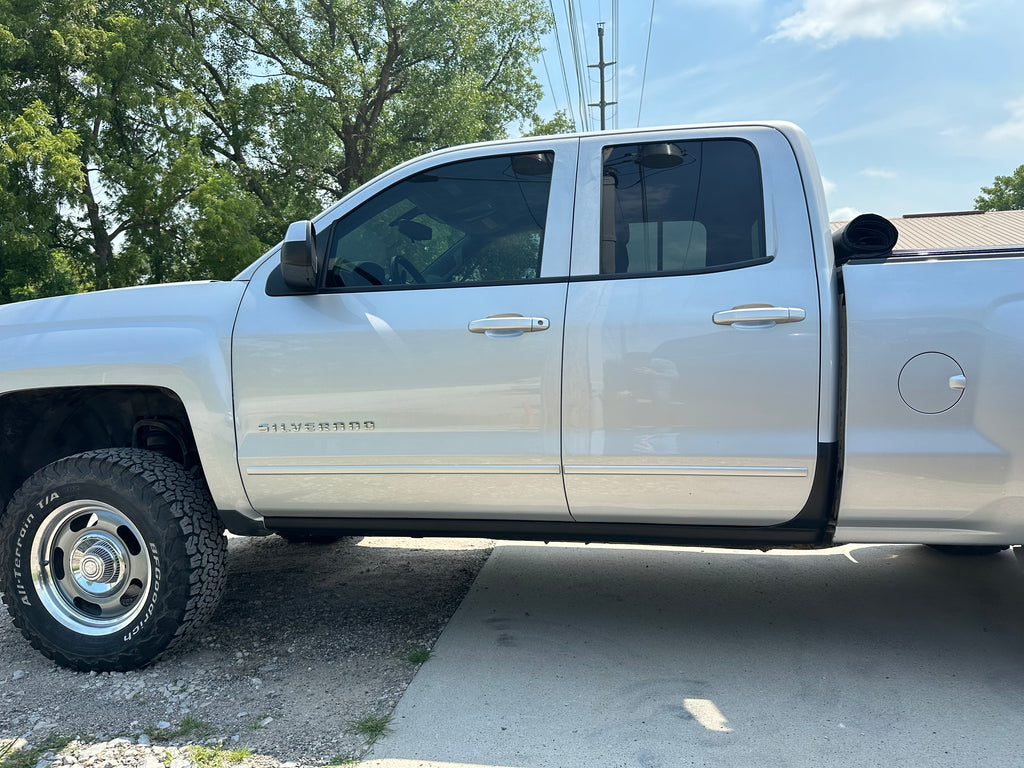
<box><xmin>0</xmin><ymin>449</ymin><xmax>227</xmax><ymax>670</ymax></box>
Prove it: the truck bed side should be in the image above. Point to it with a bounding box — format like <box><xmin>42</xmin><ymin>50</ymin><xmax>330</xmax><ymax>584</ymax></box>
<box><xmin>837</xmin><ymin>248</ymin><xmax>1024</xmax><ymax>545</ymax></box>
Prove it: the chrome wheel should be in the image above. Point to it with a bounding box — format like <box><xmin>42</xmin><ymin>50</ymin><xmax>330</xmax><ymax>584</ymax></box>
<box><xmin>31</xmin><ymin>500</ymin><xmax>152</xmax><ymax>635</ymax></box>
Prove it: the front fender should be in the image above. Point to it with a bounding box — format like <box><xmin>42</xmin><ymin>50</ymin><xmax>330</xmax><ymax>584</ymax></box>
<box><xmin>0</xmin><ymin>281</ymin><xmax>252</xmax><ymax>516</ymax></box>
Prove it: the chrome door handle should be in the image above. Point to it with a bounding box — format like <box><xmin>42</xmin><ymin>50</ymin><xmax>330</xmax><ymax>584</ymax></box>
<box><xmin>468</xmin><ymin>314</ymin><xmax>550</xmax><ymax>336</ymax></box>
<box><xmin>712</xmin><ymin>306</ymin><xmax>806</xmax><ymax>326</ymax></box>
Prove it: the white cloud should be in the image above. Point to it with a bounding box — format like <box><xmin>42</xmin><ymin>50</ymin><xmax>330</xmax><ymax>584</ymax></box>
<box><xmin>830</xmin><ymin>205</ymin><xmax>863</xmax><ymax>222</ymax></box>
<box><xmin>821</xmin><ymin>176</ymin><xmax>838</xmax><ymax>197</ymax></box>
<box><xmin>617</xmin><ymin>64</ymin><xmax>639</xmax><ymax>83</ymax></box>
<box><xmin>986</xmin><ymin>96</ymin><xmax>1024</xmax><ymax>142</ymax></box>
<box><xmin>770</xmin><ymin>0</ymin><xmax>962</xmax><ymax>46</ymax></box>
<box><xmin>860</xmin><ymin>167</ymin><xmax>898</xmax><ymax>179</ymax></box>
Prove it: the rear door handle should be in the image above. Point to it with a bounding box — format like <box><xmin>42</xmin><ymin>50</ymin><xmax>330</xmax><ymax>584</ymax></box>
<box><xmin>712</xmin><ymin>306</ymin><xmax>806</xmax><ymax>327</ymax></box>
<box><xmin>468</xmin><ymin>314</ymin><xmax>550</xmax><ymax>337</ymax></box>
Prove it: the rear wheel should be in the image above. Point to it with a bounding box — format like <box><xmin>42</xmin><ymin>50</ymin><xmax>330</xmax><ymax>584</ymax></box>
<box><xmin>0</xmin><ymin>448</ymin><xmax>227</xmax><ymax>671</ymax></box>
<box><xmin>926</xmin><ymin>544</ymin><xmax>1010</xmax><ymax>556</ymax></box>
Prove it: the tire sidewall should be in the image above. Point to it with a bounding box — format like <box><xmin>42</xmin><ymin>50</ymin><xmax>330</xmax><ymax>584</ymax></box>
<box><xmin>2</xmin><ymin>469</ymin><xmax>189</xmax><ymax>670</ymax></box>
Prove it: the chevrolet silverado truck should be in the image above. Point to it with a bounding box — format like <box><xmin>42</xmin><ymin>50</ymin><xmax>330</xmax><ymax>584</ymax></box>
<box><xmin>2</xmin><ymin>122</ymin><xmax>1023</xmax><ymax>671</ymax></box>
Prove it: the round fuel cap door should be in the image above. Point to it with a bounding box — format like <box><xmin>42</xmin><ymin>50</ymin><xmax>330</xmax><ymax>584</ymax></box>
<box><xmin>898</xmin><ymin>352</ymin><xmax>965</xmax><ymax>414</ymax></box>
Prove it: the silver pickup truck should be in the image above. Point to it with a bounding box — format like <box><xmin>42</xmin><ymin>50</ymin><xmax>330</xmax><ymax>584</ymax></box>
<box><xmin>2</xmin><ymin>122</ymin><xmax>1023</xmax><ymax>671</ymax></box>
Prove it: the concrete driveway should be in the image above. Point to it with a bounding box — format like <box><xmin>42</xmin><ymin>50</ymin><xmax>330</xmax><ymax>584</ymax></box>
<box><xmin>366</xmin><ymin>541</ymin><xmax>1024</xmax><ymax>768</ymax></box>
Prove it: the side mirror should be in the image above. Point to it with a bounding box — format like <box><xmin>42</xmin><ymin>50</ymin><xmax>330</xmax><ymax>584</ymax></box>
<box><xmin>280</xmin><ymin>220</ymin><xmax>318</xmax><ymax>293</ymax></box>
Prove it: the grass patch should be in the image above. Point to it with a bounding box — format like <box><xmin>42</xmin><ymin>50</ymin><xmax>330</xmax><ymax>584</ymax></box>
<box><xmin>185</xmin><ymin>745</ymin><xmax>252</xmax><ymax>768</ymax></box>
<box><xmin>347</xmin><ymin>713</ymin><xmax>391</xmax><ymax>746</ymax></box>
<box><xmin>0</xmin><ymin>735</ymin><xmax>74</xmax><ymax>768</ymax></box>
<box><xmin>406</xmin><ymin>645</ymin><xmax>431</xmax><ymax>665</ymax></box>
<box><xmin>147</xmin><ymin>716</ymin><xmax>214</xmax><ymax>742</ymax></box>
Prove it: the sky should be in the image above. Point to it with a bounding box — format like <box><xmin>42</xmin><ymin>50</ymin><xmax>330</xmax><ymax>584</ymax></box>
<box><xmin>534</xmin><ymin>0</ymin><xmax>1024</xmax><ymax>221</ymax></box>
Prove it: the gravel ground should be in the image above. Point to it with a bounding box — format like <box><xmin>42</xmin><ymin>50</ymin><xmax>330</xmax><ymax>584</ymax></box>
<box><xmin>0</xmin><ymin>534</ymin><xmax>492</xmax><ymax>768</ymax></box>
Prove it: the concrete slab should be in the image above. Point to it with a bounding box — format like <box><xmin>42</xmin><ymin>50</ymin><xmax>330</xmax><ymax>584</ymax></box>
<box><xmin>373</xmin><ymin>542</ymin><xmax>1024</xmax><ymax>768</ymax></box>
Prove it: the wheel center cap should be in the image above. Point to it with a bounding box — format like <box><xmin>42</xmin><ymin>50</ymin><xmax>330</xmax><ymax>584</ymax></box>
<box><xmin>71</xmin><ymin>536</ymin><xmax>123</xmax><ymax>589</ymax></box>
<box><xmin>80</xmin><ymin>555</ymin><xmax>104</xmax><ymax>580</ymax></box>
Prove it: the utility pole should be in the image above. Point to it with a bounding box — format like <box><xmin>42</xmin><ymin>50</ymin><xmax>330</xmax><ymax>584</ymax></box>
<box><xmin>588</xmin><ymin>23</ymin><xmax>616</xmax><ymax>130</ymax></box>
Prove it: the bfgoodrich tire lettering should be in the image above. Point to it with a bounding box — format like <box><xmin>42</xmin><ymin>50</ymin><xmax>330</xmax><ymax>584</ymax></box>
<box><xmin>0</xmin><ymin>449</ymin><xmax>227</xmax><ymax>671</ymax></box>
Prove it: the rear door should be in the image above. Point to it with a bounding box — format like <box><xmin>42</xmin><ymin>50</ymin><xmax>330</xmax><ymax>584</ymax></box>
<box><xmin>562</xmin><ymin>127</ymin><xmax>823</xmax><ymax>525</ymax></box>
<box><xmin>233</xmin><ymin>139</ymin><xmax>577</xmax><ymax>521</ymax></box>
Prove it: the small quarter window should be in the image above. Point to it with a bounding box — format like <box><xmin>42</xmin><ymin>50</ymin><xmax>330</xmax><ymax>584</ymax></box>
<box><xmin>600</xmin><ymin>139</ymin><xmax>766</xmax><ymax>275</ymax></box>
<box><xmin>325</xmin><ymin>152</ymin><xmax>554</xmax><ymax>289</ymax></box>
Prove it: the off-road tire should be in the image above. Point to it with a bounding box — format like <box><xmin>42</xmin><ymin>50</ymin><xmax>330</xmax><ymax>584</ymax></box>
<box><xmin>0</xmin><ymin>448</ymin><xmax>227</xmax><ymax>671</ymax></box>
<box><xmin>925</xmin><ymin>544</ymin><xmax>1010</xmax><ymax>556</ymax></box>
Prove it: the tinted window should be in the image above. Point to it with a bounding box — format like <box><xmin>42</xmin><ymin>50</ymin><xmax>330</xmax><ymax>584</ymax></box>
<box><xmin>600</xmin><ymin>140</ymin><xmax>766</xmax><ymax>275</ymax></box>
<box><xmin>325</xmin><ymin>152</ymin><xmax>554</xmax><ymax>289</ymax></box>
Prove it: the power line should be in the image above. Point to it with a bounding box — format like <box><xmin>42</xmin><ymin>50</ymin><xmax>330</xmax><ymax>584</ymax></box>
<box><xmin>611</xmin><ymin>0</ymin><xmax>619</xmax><ymax>128</ymax></box>
<box><xmin>548</xmin><ymin>0</ymin><xmax>578</xmax><ymax>129</ymax></box>
<box><xmin>540</xmin><ymin>50</ymin><xmax>563</xmax><ymax>116</ymax></box>
<box><xmin>575</xmin><ymin>0</ymin><xmax>592</xmax><ymax>107</ymax></box>
<box><xmin>637</xmin><ymin>0</ymin><xmax>655</xmax><ymax>128</ymax></box>
<box><xmin>564</xmin><ymin>0</ymin><xmax>591</xmax><ymax>131</ymax></box>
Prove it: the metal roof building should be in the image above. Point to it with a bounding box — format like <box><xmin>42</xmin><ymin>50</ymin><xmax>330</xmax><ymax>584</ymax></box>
<box><xmin>830</xmin><ymin>209</ymin><xmax>1024</xmax><ymax>251</ymax></box>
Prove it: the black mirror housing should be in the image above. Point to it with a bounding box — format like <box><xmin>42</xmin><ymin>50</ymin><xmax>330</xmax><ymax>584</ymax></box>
<box><xmin>280</xmin><ymin>220</ymin><xmax>318</xmax><ymax>293</ymax></box>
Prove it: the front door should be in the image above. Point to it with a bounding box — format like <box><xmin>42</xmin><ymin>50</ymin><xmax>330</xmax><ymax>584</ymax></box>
<box><xmin>233</xmin><ymin>141</ymin><xmax>577</xmax><ymax>521</ymax></box>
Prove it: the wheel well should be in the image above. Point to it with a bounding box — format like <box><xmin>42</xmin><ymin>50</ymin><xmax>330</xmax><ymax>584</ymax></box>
<box><xmin>0</xmin><ymin>386</ymin><xmax>200</xmax><ymax>512</ymax></box>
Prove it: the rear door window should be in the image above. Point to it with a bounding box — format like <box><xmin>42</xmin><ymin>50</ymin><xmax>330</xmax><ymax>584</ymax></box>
<box><xmin>599</xmin><ymin>139</ymin><xmax>767</xmax><ymax>275</ymax></box>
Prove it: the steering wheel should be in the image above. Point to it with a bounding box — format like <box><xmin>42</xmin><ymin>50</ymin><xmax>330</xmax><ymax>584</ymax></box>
<box><xmin>390</xmin><ymin>255</ymin><xmax>427</xmax><ymax>284</ymax></box>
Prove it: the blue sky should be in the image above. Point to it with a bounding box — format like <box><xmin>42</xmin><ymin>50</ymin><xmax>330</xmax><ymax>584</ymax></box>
<box><xmin>534</xmin><ymin>0</ymin><xmax>1024</xmax><ymax>220</ymax></box>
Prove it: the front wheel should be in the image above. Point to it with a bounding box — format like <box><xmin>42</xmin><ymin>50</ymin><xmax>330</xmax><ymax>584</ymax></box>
<box><xmin>0</xmin><ymin>449</ymin><xmax>227</xmax><ymax>671</ymax></box>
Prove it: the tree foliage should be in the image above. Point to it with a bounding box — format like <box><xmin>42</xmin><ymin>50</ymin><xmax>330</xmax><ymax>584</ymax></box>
<box><xmin>976</xmin><ymin>164</ymin><xmax>1024</xmax><ymax>212</ymax></box>
<box><xmin>526</xmin><ymin>109</ymin><xmax>574</xmax><ymax>137</ymax></box>
<box><xmin>0</xmin><ymin>0</ymin><xmax>559</xmax><ymax>303</ymax></box>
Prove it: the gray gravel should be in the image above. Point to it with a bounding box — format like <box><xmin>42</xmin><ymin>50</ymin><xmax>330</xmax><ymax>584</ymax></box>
<box><xmin>0</xmin><ymin>534</ymin><xmax>492</xmax><ymax>767</ymax></box>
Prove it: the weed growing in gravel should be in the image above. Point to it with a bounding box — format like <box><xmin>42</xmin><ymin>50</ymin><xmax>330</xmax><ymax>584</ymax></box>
<box><xmin>347</xmin><ymin>713</ymin><xmax>391</xmax><ymax>746</ymax></box>
<box><xmin>0</xmin><ymin>735</ymin><xmax>74</xmax><ymax>768</ymax></box>
<box><xmin>326</xmin><ymin>754</ymin><xmax>360</xmax><ymax>766</ymax></box>
<box><xmin>186</xmin><ymin>745</ymin><xmax>252</xmax><ymax>768</ymax></box>
<box><xmin>406</xmin><ymin>645</ymin><xmax>432</xmax><ymax>665</ymax></box>
<box><xmin>147</xmin><ymin>716</ymin><xmax>215</xmax><ymax>741</ymax></box>
<box><xmin>249</xmin><ymin>715</ymin><xmax>273</xmax><ymax>730</ymax></box>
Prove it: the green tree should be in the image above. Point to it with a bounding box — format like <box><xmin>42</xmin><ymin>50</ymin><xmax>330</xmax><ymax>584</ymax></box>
<box><xmin>526</xmin><ymin>110</ymin><xmax>575</xmax><ymax>137</ymax></box>
<box><xmin>0</xmin><ymin>0</ymin><xmax>556</xmax><ymax>303</ymax></box>
<box><xmin>0</xmin><ymin>0</ymin><xmax>221</xmax><ymax>292</ymax></box>
<box><xmin>160</xmin><ymin>0</ymin><xmax>556</xmax><ymax>276</ymax></box>
<box><xmin>207</xmin><ymin>0</ymin><xmax>553</xmax><ymax>196</ymax></box>
<box><xmin>0</xmin><ymin>100</ymin><xmax>85</xmax><ymax>302</ymax></box>
<box><xmin>976</xmin><ymin>164</ymin><xmax>1024</xmax><ymax>211</ymax></box>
